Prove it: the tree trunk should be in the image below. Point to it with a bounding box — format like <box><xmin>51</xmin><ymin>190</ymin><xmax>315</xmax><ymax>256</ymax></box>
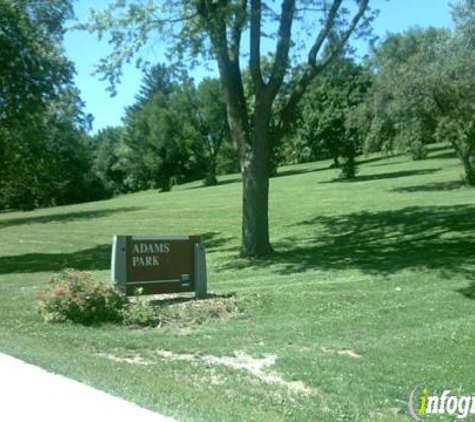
<box><xmin>461</xmin><ymin>154</ymin><xmax>475</xmax><ymax>186</ymax></box>
<box><xmin>240</xmin><ymin>106</ymin><xmax>273</xmax><ymax>257</ymax></box>
<box><xmin>452</xmin><ymin>139</ymin><xmax>475</xmax><ymax>186</ymax></box>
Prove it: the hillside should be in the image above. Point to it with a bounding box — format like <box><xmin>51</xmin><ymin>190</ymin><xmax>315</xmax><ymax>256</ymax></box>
<box><xmin>0</xmin><ymin>143</ymin><xmax>474</xmax><ymax>421</ymax></box>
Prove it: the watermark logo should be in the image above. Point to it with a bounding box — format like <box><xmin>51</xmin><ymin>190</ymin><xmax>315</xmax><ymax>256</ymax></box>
<box><xmin>409</xmin><ymin>384</ymin><xmax>475</xmax><ymax>420</ymax></box>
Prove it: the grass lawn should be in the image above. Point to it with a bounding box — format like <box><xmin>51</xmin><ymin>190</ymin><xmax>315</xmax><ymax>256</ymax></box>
<box><xmin>0</xmin><ymin>143</ymin><xmax>474</xmax><ymax>421</ymax></box>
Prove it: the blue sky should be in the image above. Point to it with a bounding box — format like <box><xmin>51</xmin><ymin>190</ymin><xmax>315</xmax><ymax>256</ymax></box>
<box><xmin>64</xmin><ymin>0</ymin><xmax>454</xmax><ymax>134</ymax></box>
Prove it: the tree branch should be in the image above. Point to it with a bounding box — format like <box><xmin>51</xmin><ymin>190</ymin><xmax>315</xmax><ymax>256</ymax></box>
<box><xmin>230</xmin><ymin>0</ymin><xmax>248</xmax><ymax>61</ymax></box>
<box><xmin>268</xmin><ymin>0</ymin><xmax>296</xmax><ymax>97</ymax></box>
<box><xmin>197</xmin><ymin>0</ymin><xmax>250</xmax><ymax>155</ymax></box>
<box><xmin>275</xmin><ymin>0</ymin><xmax>370</xmax><ymax>143</ymax></box>
<box><xmin>250</xmin><ymin>0</ymin><xmax>264</xmax><ymax>90</ymax></box>
<box><xmin>308</xmin><ymin>0</ymin><xmax>343</xmax><ymax>66</ymax></box>
<box><xmin>318</xmin><ymin>0</ymin><xmax>370</xmax><ymax>70</ymax></box>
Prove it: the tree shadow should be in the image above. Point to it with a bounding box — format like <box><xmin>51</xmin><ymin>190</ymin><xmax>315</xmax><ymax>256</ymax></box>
<box><xmin>357</xmin><ymin>153</ymin><xmax>401</xmax><ymax>166</ymax></box>
<box><xmin>427</xmin><ymin>151</ymin><xmax>457</xmax><ymax>160</ymax></box>
<box><xmin>456</xmin><ymin>282</ymin><xmax>475</xmax><ymax>300</ymax></box>
<box><xmin>186</xmin><ymin>177</ymin><xmax>242</xmax><ymax>190</ymax></box>
<box><xmin>391</xmin><ymin>181</ymin><xmax>466</xmax><ymax>193</ymax></box>
<box><xmin>427</xmin><ymin>144</ymin><xmax>451</xmax><ymax>154</ymax></box>
<box><xmin>0</xmin><ymin>207</ymin><xmax>142</xmax><ymax>230</ymax></box>
<box><xmin>201</xmin><ymin>232</ymin><xmax>235</xmax><ymax>251</ymax></box>
<box><xmin>320</xmin><ymin>169</ymin><xmax>441</xmax><ymax>184</ymax></box>
<box><xmin>274</xmin><ymin>165</ymin><xmax>329</xmax><ymax>178</ymax></box>
<box><xmin>0</xmin><ymin>244</ymin><xmax>112</xmax><ymax>275</ymax></box>
<box><xmin>222</xmin><ymin>204</ymin><xmax>475</xmax><ymax>277</ymax></box>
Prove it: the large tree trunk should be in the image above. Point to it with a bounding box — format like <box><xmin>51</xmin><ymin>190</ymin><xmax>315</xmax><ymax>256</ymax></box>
<box><xmin>241</xmin><ymin>150</ymin><xmax>272</xmax><ymax>256</ymax></box>
<box><xmin>240</xmin><ymin>105</ymin><xmax>273</xmax><ymax>257</ymax></box>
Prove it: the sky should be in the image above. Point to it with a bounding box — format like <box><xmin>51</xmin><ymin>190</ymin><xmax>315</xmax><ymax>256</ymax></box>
<box><xmin>63</xmin><ymin>0</ymin><xmax>455</xmax><ymax>134</ymax></box>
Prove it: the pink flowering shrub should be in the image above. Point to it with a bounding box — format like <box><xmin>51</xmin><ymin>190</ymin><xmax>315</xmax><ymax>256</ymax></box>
<box><xmin>37</xmin><ymin>269</ymin><xmax>128</xmax><ymax>325</ymax></box>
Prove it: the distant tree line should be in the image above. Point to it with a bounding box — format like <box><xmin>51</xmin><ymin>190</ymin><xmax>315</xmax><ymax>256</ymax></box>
<box><xmin>1</xmin><ymin>0</ymin><xmax>475</xmax><ymax>212</ymax></box>
<box><xmin>91</xmin><ymin>65</ymin><xmax>238</xmax><ymax>197</ymax></box>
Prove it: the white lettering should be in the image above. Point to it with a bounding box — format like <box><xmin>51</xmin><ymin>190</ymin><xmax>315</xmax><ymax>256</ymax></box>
<box><xmin>440</xmin><ymin>390</ymin><xmax>451</xmax><ymax>414</ymax></box>
<box><xmin>427</xmin><ymin>396</ymin><xmax>439</xmax><ymax>414</ymax></box>
<box><xmin>447</xmin><ymin>397</ymin><xmax>458</xmax><ymax>414</ymax></box>
<box><xmin>458</xmin><ymin>397</ymin><xmax>471</xmax><ymax>419</ymax></box>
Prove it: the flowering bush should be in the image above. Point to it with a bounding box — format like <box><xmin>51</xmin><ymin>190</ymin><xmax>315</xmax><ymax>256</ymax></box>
<box><xmin>37</xmin><ymin>269</ymin><xmax>128</xmax><ymax>325</ymax></box>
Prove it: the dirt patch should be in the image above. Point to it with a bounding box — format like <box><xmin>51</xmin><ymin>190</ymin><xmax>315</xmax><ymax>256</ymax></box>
<box><xmin>321</xmin><ymin>346</ymin><xmax>362</xmax><ymax>358</ymax></box>
<box><xmin>97</xmin><ymin>353</ymin><xmax>152</xmax><ymax>366</ymax></box>
<box><xmin>156</xmin><ymin>349</ymin><xmax>314</xmax><ymax>394</ymax></box>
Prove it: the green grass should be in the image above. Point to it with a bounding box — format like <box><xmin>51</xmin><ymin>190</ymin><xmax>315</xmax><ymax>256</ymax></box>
<box><xmin>0</xmin><ymin>143</ymin><xmax>474</xmax><ymax>421</ymax></box>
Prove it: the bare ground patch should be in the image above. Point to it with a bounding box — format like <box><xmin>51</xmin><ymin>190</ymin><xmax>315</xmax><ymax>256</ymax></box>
<box><xmin>321</xmin><ymin>346</ymin><xmax>362</xmax><ymax>358</ymax></box>
<box><xmin>97</xmin><ymin>353</ymin><xmax>153</xmax><ymax>366</ymax></box>
<box><xmin>155</xmin><ymin>349</ymin><xmax>314</xmax><ymax>394</ymax></box>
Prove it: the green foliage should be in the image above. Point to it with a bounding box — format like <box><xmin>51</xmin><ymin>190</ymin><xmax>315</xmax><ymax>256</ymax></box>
<box><xmin>37</xmin><ymin>269</ymin><xmax>128</xmax><ymax>325</ymax></box>
<box><xmin>283</xmin><ymin>57</ymin><xmax>371</xmax><ymax>179</ymax></box>
<box><xmin>121</xmin><ymin>296</ymin><xmax>159</xmax><ymax>327</ymax></box>
<box><xmin>118</xmin><ymin>65</ymin><xmax>233</xmax><ymax>192</ymax></box>
<box><xmin>0</xmin><ymin>0</ymin><xmax>73</xmax><ymax>123</ymax></box>
<box><xmin>0</xmin><ymin>1</ymin><xmax>100</xmax><ymax>210</ymax></box>
<box><xmin>361</xmin><ymin>22</ymin><xmax>475</xmax><ymax>185</ymax></box>
<box><xmin>362</xmin><ymin>28</ymin><xmax>449</xmax><ymax>155</ymax></box>
<box><xmin>90</xmin><ymin>126</ymin><xmax>127</xmax><ymax>196</ymax></box>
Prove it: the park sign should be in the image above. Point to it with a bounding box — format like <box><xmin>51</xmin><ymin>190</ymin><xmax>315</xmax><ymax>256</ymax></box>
<box><xmin>111</xmin><ymin>235</ymin><xmax>207</xmax><ymax>298</ymax></box>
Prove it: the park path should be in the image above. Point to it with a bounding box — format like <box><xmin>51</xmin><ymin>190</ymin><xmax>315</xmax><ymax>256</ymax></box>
<box><xmin>0</xmin><ymin>352</ymin><xmax>179</xmax><ymax>422</ymax></box>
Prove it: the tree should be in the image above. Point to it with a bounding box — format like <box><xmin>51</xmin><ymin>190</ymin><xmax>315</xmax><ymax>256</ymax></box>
<box><xmin>363</xmin><ymin>21</ymin><xmax>475</xmax><ymax>185</ymax></box>
<box><xmin>85</xmin><ymin>0</ymin><xmax>373</xmax><ymax>256</ymax></box>
<box><xmin>123</xmin><ymin>68</ymin><xmax>202</xmax><ymax>192</ymax></box>
<box><xmin>290</xmin><ymin>56</ymin><xmax>372</xmax><ymax>178</ymax></box>
<box><xmin>362</xmin><ymin>28</ymin><xmax>449</xmax><ymax>156</ymax></box>
<box><xmin>91</xmin><ymin>126</ymin><xmax>127</xmax><ymax>196</ymax></box>
<box><xmin>0</xmin><ymin>0</ymin><xmax>97</xmax><ymax>210</ymax></box>
<box><xmin>193</xmin><ymin>78</ymin><xmax>231</xmax><ymax>185</ymax></box>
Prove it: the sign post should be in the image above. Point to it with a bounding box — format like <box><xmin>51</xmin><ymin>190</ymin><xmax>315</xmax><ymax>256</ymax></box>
<box><xmin>111</xmin><ymin>235</ymin><xmax>207</xmax><ymax>298</ymax></box>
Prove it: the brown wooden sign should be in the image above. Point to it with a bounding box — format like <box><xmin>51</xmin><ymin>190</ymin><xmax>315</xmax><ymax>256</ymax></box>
<box><xmin>111</xmin><ymin>235</ymin><xmax>207</xmax><ymax>297</ymax></box>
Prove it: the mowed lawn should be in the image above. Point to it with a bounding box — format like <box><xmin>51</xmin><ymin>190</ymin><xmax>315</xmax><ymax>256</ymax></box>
<box><xmin>0</xmin><ymin>143</ymin><xmax>474</xmax><ymax>421</ymax></box>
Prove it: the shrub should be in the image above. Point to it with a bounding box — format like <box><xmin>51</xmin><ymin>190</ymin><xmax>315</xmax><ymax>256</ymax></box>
<box><xmin>37</xmin><ymin>269</ymin><xmax>128</xmax><ymax>325</ymax></box>
<box><xmin>340</xmin><ymin>156</ymin><xmax>358</xmax><ymax>180</ymax></box>
<box><xmin>121</xmin><ymin>297</ymin><xmax>159</xmax><ymax>327</ymax></box>
<box><xmin>409</xmin><ymin>140</ymin><xmax>428</xmax><ymax>160</ymax></box>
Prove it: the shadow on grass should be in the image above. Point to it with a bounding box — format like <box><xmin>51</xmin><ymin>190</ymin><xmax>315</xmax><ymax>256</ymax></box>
<box><xmin>456</xmin><ymin>283</ymin><xmax>475</xmax><ymax>299</ymax></box>
<box><xmin>186</xmin><ymin>177</ymin><xmax>242</xmax><ymax>190</ymax></box>
<box><xmin>357</xmin><ymin>153</ymin><xmax>401</xmax><ymax>166</ymax></box>
<box><xmin>0</xmin><ymin>232</ymin><xmax>233</xmax><ymax>275</ymax></box>
<box><xmin>320</xmin><ymin>169</ymin><xmax>441</xmax><ymax>184</ymax></box>
<box><xmin>0</xmin><ymin>207</ymin><xmax>142</xmax><ymax>230</ymax></box>
<box><xmin>274</xmin><ymin>165</ymin><xmax>329</xmax><ymax>178</ymax></box>
<box><xmin>391</xmin><ymin>181</ymin><xmax>466</xmax><ymax>193</ymax></box>
<box><xmin>427</xmin><ymin>144</ymin><xmax>451</xmax><ymax>154</ymax></box>
<box><xmin>201</xmin><ymin>232</ymin><xmax>235</xmax><ymax>251</ymax></box>
<box><xmin>222</xmin><ymin>204</ymin><xmax>475</xmax><ymax>277</ymax></box>
<box><xmin>0</xmin><ymin>244</ymin><xmax>112</xmax><ymax>274</ymax></box>
<box><xmin>427</xmin><ymin>151</ymin><xmax>457</xmax><ymax>160</ymax></box>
